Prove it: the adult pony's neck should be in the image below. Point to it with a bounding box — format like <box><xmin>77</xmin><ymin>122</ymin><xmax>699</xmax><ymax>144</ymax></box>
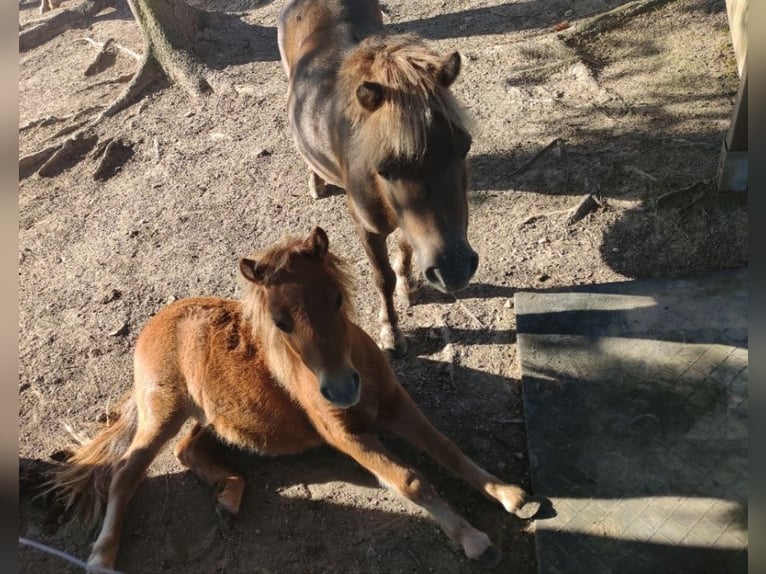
<box><xmin>338</xmin><ymin>34</ymin><xmax>472</xmax><ymax>168</ymax></box>
<box><xmin>238</xmin><ymin>235</ymin><xmax>356</xmax><ymax>388</ymax></box>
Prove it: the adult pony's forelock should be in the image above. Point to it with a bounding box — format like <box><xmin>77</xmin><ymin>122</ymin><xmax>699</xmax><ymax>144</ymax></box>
<box><xmin>339</xmin><ymin>34</ymin><xmax>472</xmax><ymax>169</ymax></box>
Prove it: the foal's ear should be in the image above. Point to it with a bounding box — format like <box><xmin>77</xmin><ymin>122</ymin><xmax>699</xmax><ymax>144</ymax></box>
<box><xmin>239</xmin><ymin>257</ymin><xmax>268</xmax><ymax>284</ymax></box>
<box><xmin>356</xmin><ymin>81</ymin><xmax>385</xmax><ymax>111</ymax></box>
<box><xmin>437</xmin><ymin>51</ymin><xmax>462</xmax><ymax>88</ymax></box>
<box><xmin>303</xmin><ymin>226</ymin><xmax>329</xmax><ymax>260</ymax></box>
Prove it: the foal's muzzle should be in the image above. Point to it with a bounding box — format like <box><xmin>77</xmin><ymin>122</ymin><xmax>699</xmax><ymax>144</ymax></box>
<box><xmin>319</xmin><ymin>368</ymin><xmax>361</xmax><ymax>408</ymax></box>
<box><xmin>424</xmin><ymin>242</ymin><xmax>479</xmax><ymax>293</ymax></box>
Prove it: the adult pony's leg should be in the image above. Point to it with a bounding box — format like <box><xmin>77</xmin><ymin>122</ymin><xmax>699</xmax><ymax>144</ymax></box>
<box><xmin>393</xmin><ymin>235</ymin><xmax>418</xmax><ymax>307</ymax></box>
<box><xmin>174</xmin><ymin>423</ymin><xmax>246</xmax><ymax>517</ymax></box>
<box><xmin>380</xmin><ymin>387</ymin><xmax>541</xmax><ymax>520</ymax></box>
<box><xmin>88</xmin><ymin>409</ymin><xmax>187</xmax><ymax>569</ymax></box>
<box><xmin>324</xmin><ymin>431</ymin><xmax>502</xmax><ymax>567</ymax></box>
<box><xmin>358</xmin><ymin>229</ymin><xmax>406</xmax><ymax>356</ymax></box>
<box><xmin>308</xmin><ymin>171</ymin><xmax>328</xmax><ymax>199</ymax></box>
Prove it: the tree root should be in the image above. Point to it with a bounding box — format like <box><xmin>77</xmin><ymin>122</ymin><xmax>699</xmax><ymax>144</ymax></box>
<box><xmin>36</xmin><ymin>133</ymin><xmax>99</xmax><ymax>178</ymax></box>
<box><xmin>19</xmin><ymin>0</ymin><xmax>119</xmax><ymax>52</ymax></box>
<box><xmin>559</xmin><ymin>0</ymin><xmax>680</xmax><ymax>45</ymax></box>
<box><xmin>92</xmin><ymin>137</ymin><xmax>135</xmax><ymax>180</ymax></box>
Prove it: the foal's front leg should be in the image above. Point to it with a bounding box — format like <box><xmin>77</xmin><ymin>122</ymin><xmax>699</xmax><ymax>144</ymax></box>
<box><xmin>381</xmin><ymin>387</ymin><xmax>541</xmax><ymax>520</ymax></box>
<box><xmin>358</xmin><ymin>229</ymin><xmax>407</xmax><ymax>356</ymax></box>
<box><xmin>323</xmin><ymin>431</ymin><xmax>502</xmax><ymax>567</ymax></box>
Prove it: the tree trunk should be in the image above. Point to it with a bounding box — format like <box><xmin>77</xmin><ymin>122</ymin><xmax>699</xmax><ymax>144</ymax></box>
<box><xmin>128</xmin><ymin>0</ymin><xmax>212</xmax><ymax>96</ymax></box>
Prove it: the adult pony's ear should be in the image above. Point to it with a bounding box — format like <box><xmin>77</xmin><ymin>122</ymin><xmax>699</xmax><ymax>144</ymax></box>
<box><xmin>356</xmin><ymin>81</ymin><xmax>385</xmax><ymax>111</ymax></box>
<box><xmin>437</xmin><ymin>51</ymin><xmax>461</xmax><ymax>88</ymax></box>
<box><xmin>303</xmin><ymin>226</ymin><xmax>329</xmax><ymax>260</ymax></box>
<box><xmin>239</xmin><ymin>257</ymin><xmax>269</xmax><ymax>284</ymax></box>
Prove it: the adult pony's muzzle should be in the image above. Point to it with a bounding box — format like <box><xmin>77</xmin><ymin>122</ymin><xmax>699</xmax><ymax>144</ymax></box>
<box><xmin>423</xmin><ymin>242</ymin><xmax>479</xmax><ymax>293</ymax></box>
<box><xmin>319</xmin><ymin>368</ymin><xmax>361</xmax><ymax>408</ymax></box>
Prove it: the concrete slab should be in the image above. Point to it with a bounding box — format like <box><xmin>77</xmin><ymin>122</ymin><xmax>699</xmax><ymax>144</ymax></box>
<box><xmin>516</xmin><ymin>270</ymin><xmax>747</xmax><ymax>574</ymax></box>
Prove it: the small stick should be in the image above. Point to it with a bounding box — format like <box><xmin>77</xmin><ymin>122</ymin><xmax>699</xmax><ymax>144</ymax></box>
<box><xmin>450</xmin><ymin>295</ymin><xmax>485</xmax><ymax>329</ymax></box>
<box><xmin>508</xmin><ymin>138</ymin><xmax>562</xmax><ymax>178</ymax></box>
<box><xmin>19</xmin><ymin>537</ymin><xmax>124</xmax><ymax>574</ymax></box>
<box><xmin>566</xmin><ymin>194</ymin><xmax>602</xmax><ymax>225</ymax></box>
<box><xmin>81</xmin><ymin>36</ymin><xmax>142</xmax><ymax>61</ymax></box>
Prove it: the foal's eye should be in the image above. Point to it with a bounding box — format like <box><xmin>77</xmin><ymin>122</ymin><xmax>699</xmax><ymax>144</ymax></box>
<box><xmin>335</xmin><ymin>292</ymin><xmax>343</xmax><ymax>309</ymax></box>
<box><xmin>377</xmin><ymin>169</ymin><xmax>391</xmax><ymax>180</ymax></box>
<box><xmin>273</xmin><ymin>316</ymin><xmax>293</xmax><ymax>334</ymax></box>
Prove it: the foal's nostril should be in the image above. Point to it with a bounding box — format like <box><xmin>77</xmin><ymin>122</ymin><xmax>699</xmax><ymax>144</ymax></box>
<box><xmin>320</xmin><ymin>385</ymin><xmax>334</xmax><ymax>403</ymax></box>
<box><xmin>351</xmin><ymin>370</ymin><xmax>360</xmax><ymax>389</ymax></box>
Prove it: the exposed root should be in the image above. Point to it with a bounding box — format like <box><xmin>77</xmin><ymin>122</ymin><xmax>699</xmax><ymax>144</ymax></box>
<box><xmin>19</xmin><ymin>144</ymin><xmax>62</xmax><ymax>179</ymax></box>
<box><xmin>559</xmin><ymin>0</ymin><xmax>680</xmax><ymax>44</ymax></box>
<box><xmin>73</xmin><ymin>72</ymin><xmax>134</xmax><ymax>94</ymax></box>
<box><xmin>92</xmin><ymin>137</ymin><xmax>135</xmax><ymax>181</ymax></box>
<box><xmin>19</xmin><ymin>105</ymin><xmax>105</xmax><ymax>133</ymax></box>
<box><xmin>19</xmin><ymin>0</ymin><xmax>119</xmax><ymax>52</ymax></box>
<box><xmin>98</xmin><ymin>53</ymin><xmax>164</xmax><ymax>119</ymax></box>
<box><xmin>36</xmin><ymin>132</ymin><xmax>99</xmax><ymax>178</ymax></box>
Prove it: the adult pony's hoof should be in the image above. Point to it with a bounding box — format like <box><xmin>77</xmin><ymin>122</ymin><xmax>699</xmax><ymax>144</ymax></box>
<box><xmin>512</xmin><ymin>499</ymin><xmax>541</xmax><ymax>520</ymax></box>
<box><xmin>379</xmin><ymin>325</ymin><xmax>407</xmax><ymax>358</ymax></box>
<box><xmin>477</xmin><ymin>544</ymin><xmax>503</xmax><ymax>569</ymax></box>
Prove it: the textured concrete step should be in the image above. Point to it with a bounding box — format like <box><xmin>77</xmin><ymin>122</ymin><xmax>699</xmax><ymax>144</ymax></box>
<box><xmin>516</xmin><ymin>269</ymin><xmax>747</xmax><ymax>574</ymax></box>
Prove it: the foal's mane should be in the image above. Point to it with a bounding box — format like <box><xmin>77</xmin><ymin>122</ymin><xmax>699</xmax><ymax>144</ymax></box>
<box><xmin>239</xmin><ymin>235</ymin><xmax>355</xmax><ymax>384</ymax></box>
<box><xmin>339</xmin><ymin>34</ymin><xmax>472</xmax><ymax>168</ymax></box>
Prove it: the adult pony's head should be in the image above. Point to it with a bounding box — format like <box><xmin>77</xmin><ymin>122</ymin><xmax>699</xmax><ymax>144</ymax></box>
<box><xmin>239</xmin><ymin>227</ymin><xmax>360</xmax><ymax>408</ymax></box>
<box><xmin>340</xmin><ymin>34</ymin><xmax>478</xmax><ymax>293</ymax></box>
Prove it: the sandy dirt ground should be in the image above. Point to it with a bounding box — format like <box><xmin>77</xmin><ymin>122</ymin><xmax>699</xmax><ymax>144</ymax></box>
<box><xmin>19</xmin><ymin>0</ymin><xmax>746</xmax><ymax>572</ymax></box>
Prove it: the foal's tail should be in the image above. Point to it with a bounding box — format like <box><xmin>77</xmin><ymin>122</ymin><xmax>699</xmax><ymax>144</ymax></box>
<box><xmin>47</xmin><ymin>394</ymin><xmax>139</xmax><ymax>529</ymax></box>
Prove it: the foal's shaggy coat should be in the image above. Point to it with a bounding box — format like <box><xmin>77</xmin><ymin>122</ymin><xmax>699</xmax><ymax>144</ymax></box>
<box><xmin>51</xmin><ymin>228</ymin><xmax>538</xmax><ymax>570</ymax></box>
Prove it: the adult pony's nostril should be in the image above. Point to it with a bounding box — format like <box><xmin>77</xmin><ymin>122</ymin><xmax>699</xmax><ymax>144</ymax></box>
<box><xmin>425</xmin><ymin>267</ymin><xmax>444</xmax><ymax>289</ymax></box>
<box><xmin>468</xmin><ymin>252</ymin><xmax>479</xmax><ymax>277</ymax></box>
<box><xmin>351</xmin><ymin>370</ymin><xmax>360</xmax><ymax>389</ymax></box>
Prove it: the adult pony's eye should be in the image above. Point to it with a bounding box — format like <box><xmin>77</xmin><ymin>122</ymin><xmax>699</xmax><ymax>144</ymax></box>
<box><xmin>273</xmin><ymin>315</ymin><xmax>293</xmax><ymax>334</ymax></box>
<box><xmin>335</xmin><ymin>292</ymin><xmax>343</xmax><ymax>309</ymax></box>
<box><xmin>377</xmin><ymin>168</ymin><xmax>391</xmax><ymax>180</ymax></box>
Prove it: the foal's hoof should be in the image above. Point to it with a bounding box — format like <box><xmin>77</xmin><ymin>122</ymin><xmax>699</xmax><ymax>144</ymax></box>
<box><xmin>512</xmin><ymin>499</ymin><xmax>542</xmax><ymax>520</ymax></box>
<box><xmin>477</xmin><ymin>544</ymin><xmax>503</xmax><ymax>569</ymax></box>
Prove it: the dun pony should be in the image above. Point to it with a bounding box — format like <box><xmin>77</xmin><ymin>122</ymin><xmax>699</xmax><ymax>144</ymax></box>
<box><xmin>279</xmin><ymin>0</ymin><xmax>478</xmax><ymax>356</ymax></box>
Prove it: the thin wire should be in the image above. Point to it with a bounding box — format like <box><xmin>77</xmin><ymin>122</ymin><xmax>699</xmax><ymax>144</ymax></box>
<box><xmin>18</xmin><ymin>536</ymin><xmax>125</xmax><ymax>574</ymax></box>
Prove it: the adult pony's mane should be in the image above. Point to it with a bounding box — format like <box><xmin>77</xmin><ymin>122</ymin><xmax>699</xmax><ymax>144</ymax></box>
<box><xmin>339</xmin><ymin>34</ymin><xmax>472</xmax><ymax>168</ymax></box>
<box><xmin>239</xmin><ymin>234</ymin><xmax>356</xmax><ymax>385</ymax></box>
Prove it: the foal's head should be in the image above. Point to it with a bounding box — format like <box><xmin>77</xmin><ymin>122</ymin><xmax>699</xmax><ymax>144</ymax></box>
<box><xmin>239</xmin><ymin>227</ymin><xmax>360</xmax><ymax>408</ymax></box>
<box><xmin>341</xmin><ymin>35</ymin><xmax>478</xmax><ymax>293</ymax></box>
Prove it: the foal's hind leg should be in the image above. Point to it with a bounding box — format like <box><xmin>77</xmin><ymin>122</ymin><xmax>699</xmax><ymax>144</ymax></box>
<box><xmin>323</xmin><ymin>431</ymin><xmax>501</xmax><ymax>567</ymax></box>
<box><xmin>393</xmin><ymin>236</ymin><xmax>419</xmax><ymax>307</ymax></box>
<box><xmin>381</xmin><ymin>387</ymin><xmax>541</xmax><ymax>520</ymax></box>
<box><xmin>88</xmin><ymin>412</ymin><xmax>186</xmax><ymax>569</ymax></box>
<box><xmin>174</xmin><ymin>423</ymin><xmax>246</xmax><ymax>518</ymax></box>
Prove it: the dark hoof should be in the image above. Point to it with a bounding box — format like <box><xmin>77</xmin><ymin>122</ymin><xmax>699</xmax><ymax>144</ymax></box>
<box><xmin>513</xmin><ymin>499</ymin><xmax>541</xmax><ymax>520</ymax></box>
<box><xmin>477</xmin><ymin>544</ymin><xmax>503</xmax><ymax>569</ymax></box>
<box><xmin>384</xmin><ymin>344</ymin><xmax>407</xmax><ymax>359</ymax></box>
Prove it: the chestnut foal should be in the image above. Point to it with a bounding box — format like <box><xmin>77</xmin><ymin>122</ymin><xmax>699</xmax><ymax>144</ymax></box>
<box><xmin>51</xmin><ymin>228</ymin><xmax>538</xmax><ymax>570</ymax></box>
